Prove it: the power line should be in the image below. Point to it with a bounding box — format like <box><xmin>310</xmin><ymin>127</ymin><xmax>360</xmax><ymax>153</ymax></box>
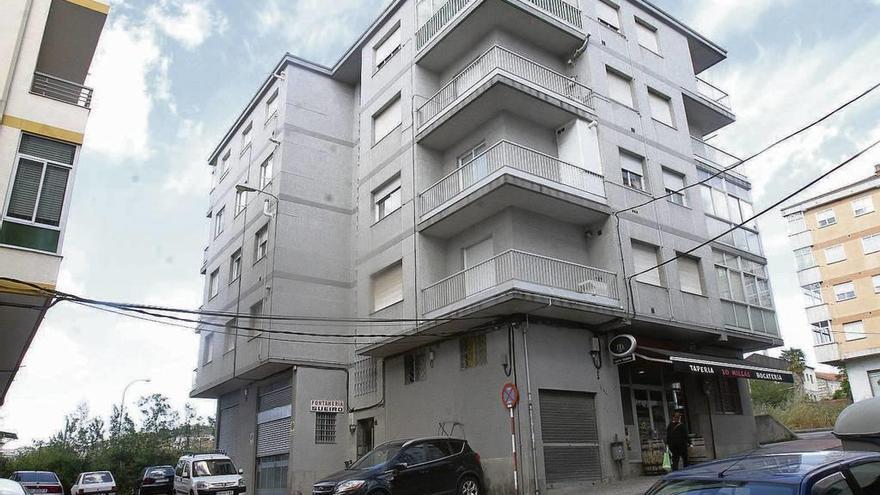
<box><xmin>615</xmin><ymin>81</ymin><xmax>880</xmax><ymax>215</ymax></box>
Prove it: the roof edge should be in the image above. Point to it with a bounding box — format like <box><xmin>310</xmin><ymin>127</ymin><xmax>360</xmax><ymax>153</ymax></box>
<box><xmin>781</xmin><ymin>174</ymin><xmax>880</xmax><ymax>215</ymax></box>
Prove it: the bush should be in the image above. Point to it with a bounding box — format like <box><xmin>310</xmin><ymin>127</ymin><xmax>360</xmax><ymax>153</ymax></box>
<box><xmin>754</xmin><ymin>399</ymin><xmax>849</xmax><ymax>431</ymax></box>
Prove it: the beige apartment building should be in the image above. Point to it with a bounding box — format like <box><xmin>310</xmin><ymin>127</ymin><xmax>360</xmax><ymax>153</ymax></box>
<box><xmin>0</xmin><ymin>0</ymin><xmax>107</xmax><ymax>405</ymax></box>
<box><xmin>782</xmin><ymin>168</ymin><xmax>880</xmax><ymax>402</ymax></box>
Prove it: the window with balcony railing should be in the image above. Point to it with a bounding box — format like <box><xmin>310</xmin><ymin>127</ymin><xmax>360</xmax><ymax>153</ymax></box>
<box><xmin>714</xmin><ymin>249</ymin><xmax>777</xmax><ymax>335</ymax></box>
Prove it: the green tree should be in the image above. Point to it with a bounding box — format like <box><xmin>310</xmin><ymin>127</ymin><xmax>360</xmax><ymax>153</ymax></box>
<box><xmin>781</xmin><ymin>348</ymin><xmax>807</xmax><ymax>398</ymax></box>
<box><xmin>750</xmin><ymin>379</ymin><xmax>793</xmax><ymax>407</ymax></box>
<box><xmin>833</xmin><ymin>367</ymin><xmax>852</xmax><ymax>401</ymax></box>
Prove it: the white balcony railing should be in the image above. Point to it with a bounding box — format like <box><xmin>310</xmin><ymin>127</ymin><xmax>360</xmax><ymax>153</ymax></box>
<box><xmin>415</xmin><ymin>0</ymin><xmax>583</xmax><ymax>50</ymax></box>
<box><xmin>690</xmin><ymin>136</ymin><xmax>741</xmax><ymax>170</ymax></box>
<box><xmin>419</xmin><ymin>140</ymin><xmax>604</xmax><ymax>216</ymax></box>
<box><xmin>695</xmin><ymin>76</ymin><xmax>731</xmax><ymax>111</ymax></box>
<box><xmin>416</xmin><ymin>45</ymin><xmax>594</xmax><ymax>128</ymax></box>
<box><xmin>422</xmin><ymin>249</ymin><xmax>618</xmax><ymax>313</ymax></box>
<box><xmin>31</xmin><ymin>72</ymin><xmax>93</xmax><ymax>108</ymax></box>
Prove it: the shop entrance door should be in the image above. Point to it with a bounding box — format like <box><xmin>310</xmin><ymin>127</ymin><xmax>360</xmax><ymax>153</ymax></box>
<box><xmin>630</xmin><ymin>387</ymin><xmax>669</xmax><ymax>471</ymax></box>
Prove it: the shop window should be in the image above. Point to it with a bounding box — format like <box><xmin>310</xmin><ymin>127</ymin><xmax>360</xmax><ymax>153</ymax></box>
<box><xmin>255</xmin><ymin>455</ymin><xmax>288</xmax><ymax>495</ymax></box>
<box><xmin>715</xmin><ymin>376</ymin><xmax>742</xmax><ymax>414</ymax></box>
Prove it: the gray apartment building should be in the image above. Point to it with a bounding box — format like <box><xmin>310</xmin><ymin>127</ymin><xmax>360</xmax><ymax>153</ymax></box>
<box><xmin>190</xmin><ymin>1</ymin><xmax>789</xmax><ymax>493</ymax></box>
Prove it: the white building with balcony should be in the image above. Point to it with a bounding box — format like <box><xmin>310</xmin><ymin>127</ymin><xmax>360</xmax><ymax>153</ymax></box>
<box><xmin>191</xmin><ymin>1</ymin><xmax>786</xmax><ymax>493</ymax></box>
<box><xmin>0</xmin><ymin>0</ymin><xmax>107</xmax><ymax>406</ymax></box>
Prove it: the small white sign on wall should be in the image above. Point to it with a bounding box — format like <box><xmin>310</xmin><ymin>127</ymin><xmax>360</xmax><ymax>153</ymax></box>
<box><xmin>310</xmin><ymin>399</ymin><xmax>344</xmax><ymax>413</ymax></box>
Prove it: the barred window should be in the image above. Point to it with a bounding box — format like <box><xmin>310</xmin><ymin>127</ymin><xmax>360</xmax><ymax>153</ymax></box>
<box><xmin>715</xmin><ymin>377</ymin><xmax>742</xmax><ymax>415</ymax></box>
<box><xmin>404</xmin><ymin>352</ymin><xmax>427</xmax><ymax>384</ymax></box>
<box><xmin>460</xmin><ymin>335</ymin><xmax>487</xmax><ymax>369</ymax></box>
<box><xmin>315</xmin><ymin>412</ymin><xmax>336</xmax><ymax>444</ymax></box>
<box><xmin>353</xmin><ymin>357</ymin><xmax>378</xmax><ymax>397</ymax></box>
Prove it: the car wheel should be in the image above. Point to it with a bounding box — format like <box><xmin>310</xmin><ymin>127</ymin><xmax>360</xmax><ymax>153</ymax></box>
<box><xmin>458</xmin><ymin>477</ymin><xmax>480</xmax><ymax>495</ymax></box>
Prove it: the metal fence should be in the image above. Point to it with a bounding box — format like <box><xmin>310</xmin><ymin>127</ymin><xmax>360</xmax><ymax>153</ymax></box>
<box><xmin>416</xmin><ymin>45</ymin><xmax>594</xmax><ymax>127</ymax></box>
<box><xmin>422</xmin><ymin>249</ymin><xmax>618</xmax><ymax>313</ymax></box>
<box><xmin>415</xmin><ymin>0</ymin><xmax>583</xmax><ymax>50</ymax></box>
<box><xmin>31</xmin><ymin>72</ymin><xmax>93</xmax><ymax>108</ymax></box>
<box><xmin>695</xmin><ymin>76</ymin><xmax>731</xmax><ymax>110</ymax></box>
<box><xmin>419</xmin><ymin>140</ymin><xmax>605</xmax><ymax>215</ymax></box>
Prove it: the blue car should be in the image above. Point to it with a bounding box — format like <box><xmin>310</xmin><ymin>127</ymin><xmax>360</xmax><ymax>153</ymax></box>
<box><xmin>645</xmin><ymin>451</ymin><xmax>880</xmax><ymax>495</ymax></box>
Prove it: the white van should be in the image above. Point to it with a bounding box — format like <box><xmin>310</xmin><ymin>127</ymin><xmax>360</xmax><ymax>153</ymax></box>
<box><xmin>173</xmin><ymin>453</ymin><xmax>245</xmax><ymax>495</ymax></box>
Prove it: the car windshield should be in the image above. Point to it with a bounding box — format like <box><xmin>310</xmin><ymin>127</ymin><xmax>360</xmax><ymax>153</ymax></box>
<box><xmin>193</xmin><ymin>460</ymin><xmax>236</xmax><ymax>476</ymax></box>
<box><xmin>349</xmin><ymin>442</ymin><xmax>406</xmax><ymax>470</ymax></box>
<box><xmin>16</xmin><ymin>474</ymin><xmax>57</xmax><ymax>484</ymax></box>
<box><xmin>650</xmin><ymin>480</ymin><xmax>796</xmax><ymax>495</ymax></box>
<box><xmin>82</xmin><ymin>473</ymin><xmax>113</xmax><ymax>484</ymax></box>
<box><xmin>147</xmin><ymin>468</ymin><xmax>174</xmax><ymax>478</ymax></box>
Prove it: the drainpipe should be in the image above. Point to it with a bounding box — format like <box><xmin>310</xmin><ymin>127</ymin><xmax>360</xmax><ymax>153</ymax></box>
<box><xmin>0</xmin><ymin>0</ymin><xmax>32</xmax><ymax>117</ymax></box>
<box><xmin>522</xmin><ymin>317</ymin><xmax>540</xmax><ymax>495</ymax></box>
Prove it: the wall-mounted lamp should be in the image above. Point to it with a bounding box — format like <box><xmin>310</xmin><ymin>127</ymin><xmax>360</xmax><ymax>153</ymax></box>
<box><xmin>590</xmin><ymin>336</ymin><xmax>602</xmax><ymax>379</ymax></box>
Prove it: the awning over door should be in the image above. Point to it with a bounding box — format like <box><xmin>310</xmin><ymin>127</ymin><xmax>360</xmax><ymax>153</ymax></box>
<box><xmin>635</xmin><ymin>347</ymin><xmax>794</xmax><ymax>383</ymax></box>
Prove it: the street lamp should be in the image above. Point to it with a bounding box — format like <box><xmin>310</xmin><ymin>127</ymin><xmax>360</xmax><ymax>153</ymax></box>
<box><xmin>120</xmin><ymin>378</ymin><xmax>151</xmax><ymax>418</ymax></box>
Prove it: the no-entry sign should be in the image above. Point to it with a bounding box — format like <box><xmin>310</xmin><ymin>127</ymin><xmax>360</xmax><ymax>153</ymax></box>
<box><xmin>501</xmin><ymin>382</ymin><xmax>519</xmax><ymax>409</ymax></box>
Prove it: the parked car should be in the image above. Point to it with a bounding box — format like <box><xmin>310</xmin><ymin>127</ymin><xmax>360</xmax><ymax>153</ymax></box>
<box><xmin>173</xmin><ymin>453</ymin><xmax>245</xmax><ymax>495</ymax></box>
<box><xmin>135</xmin><ymin>466</ymin><xmax>175</xmax><ymax>495</ymax></box>
<box><xmin>312</xmin><ymin>437</ymin><xmax>484</xmax><ymax>495</ymax></box>
<box><xmin>834</xmin><ymin>396</ymin><xmax>880</xmax><ymax>452</ymax></box>
<box><xmin>7</xmin><ymin>472</ymin><xmax>63</xmax><ymax>495</ymax></box>
<box><xmin>645</xmin><ymin>451</ymin><xmax>880</xmax><ymax>495</ymax></box>
<box><xmin>71</xmin><ymin>472</ymin><xmax>116</xmax><ymax>495</ymax></box>
<box><xmin>0</xmin><ymin>479</ymin><xmax>31</xmax><ymax>495</ymax></box>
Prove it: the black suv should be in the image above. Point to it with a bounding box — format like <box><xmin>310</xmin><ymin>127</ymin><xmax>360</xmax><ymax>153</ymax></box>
<box><xmin>134</xmin><ymin>466</ymin><xmax>175</xmax><ymax>495</ymax></box>
<box><xmin>312</xmin><ymin>437</ymin><xmax>484</xmax><ymax>495</ymax></box>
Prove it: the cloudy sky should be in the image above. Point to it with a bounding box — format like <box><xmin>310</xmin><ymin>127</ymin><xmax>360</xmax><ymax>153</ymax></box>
<box><xmin>2</xmin><ymin>0</ymin><xmax>880</xmax><ymax>446</ymax></box>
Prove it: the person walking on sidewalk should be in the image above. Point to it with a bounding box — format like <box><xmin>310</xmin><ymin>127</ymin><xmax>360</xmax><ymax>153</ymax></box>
<box><xmin>666</xmin><ymin>411</ymin><xmax>690</xmax><ymax>471</ymax></box>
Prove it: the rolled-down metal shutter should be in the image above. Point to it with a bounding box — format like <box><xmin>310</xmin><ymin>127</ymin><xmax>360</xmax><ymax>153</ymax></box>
<box><xmin>539</xmin><ymin>390</ymin><xmax>601</xmax><ymax>484</ymax></box>
<box><xmin>218</xmin><ymin>404</ymin><xmax>238</xmax><ymax>452</ymax></box>
<box><xmin>257</xmin><ymin>419</ymin><xmax>290</xmax><ymax>457</ymax></box>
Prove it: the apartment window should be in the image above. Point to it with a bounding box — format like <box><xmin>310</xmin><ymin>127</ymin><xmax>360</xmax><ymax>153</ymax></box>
<box><xmin>353</xmin><ymin>357</ymin><xmax>378</xmax><ymax>397</ymax></box>
<box><xmin>373</xmin><ymin>176</ymin><xmax>402</xmax><ymax>222</ymax></box>
<box><xmin>374</xmin><ymin>24</ymin><xmax>401</xmax><ymax>71</ymax></box>
<box><xmin>715</xmin><ymin>250</ymin><xmax>776</xmax><ymax>334</ymax></box>
<box><xmin>662</xmin><ymin>169</ymin><xmax>686</xmax><ymax>206</ymax></box>
<box><xmin>869</xmin><ymin>370</ymin><xmax>880</xmax><ymax>398</ymax></box>
<box><xmin>678</xmin><ymin>256</ymin><xmax>703</xmax><ymax>295</ymax></box>
<box><xmin>596</xmin><ymin>0</ymin><xmax>621</xmax><ymax>32</ymax></box>
<box><xmin>201</xmin><ymin>332</ymin><xmax>214</xmax><ymax>364</ymax></box>
<box><xmin>843</xmin><ymin>320</ymin><xmax>865</xmax><ymax>341</ymax></box>
<box><xmin>460</xmin><ymin>334</ymin><xmax>487</xmax><ymax>369</ymax></box>
<box><xmin>824</xmin><ymin>244</ymin><xmax>846</xmax><ymax>264</ymax></box>
<box><xmin>372</xmin><ymin>262</ymin><xmax>403</xmax><ymax>311</ymax></box>
<box><xmin>249</xmin><ymin>300</ymin><xmax>263</xmax><ymax>336</ymax></box>
<box><xmin>315</xmin><ymin>412</ymin><xmax>336</xmax><ymax>444</ymax></box>
<box><xmin>699</xmin><ymin>168</ymin><xmax>760</xmax><ymax>255</ymax></box>
<box><xmin>863</xmin><ymin>233</ymin><xmax>880</xmax><ymax>254</ymax></box>
<box><xmin>834</xmin><ymin>281</ymin><xmax>856</xmax><ymax>302</ymax></box>
<box><xmin>404</xmin><ymin>351</ymin><xmax>427</xmax><ymax>384</ymax></box>
<box><xmin>874</xmin><ymin>275</ymin><xmax>880</xmax><ymax>293</ymax></box>
<box><xmin>219</xmin><ymin>150</ymin><xmax>230</xmax><ymax>179</ymax></box>
<box><xmin>235</xmin><ymin>189</ymin><xmax>247</xmax><ymax>216</ymax></box>
<box><xmin>259</xmin><ymin>154</ymin><xmax>273</xmax><ymax>189</ymax></box>
<box><xmin>229</xmin><ymin>249</ymin><xmax>242</xmax><ymax>283</ymax></box>
<box><xmin>606</xmin><ymin>69</ymin><xmax>634</xmax><ymax>108</ymax></box>
<box><xmin>373</xmin><ymin>95</ymin><xmax>401</xmax><ymax>143</ymax></box>
<box><xmin>255</xmin><ymin>224</ymin><xmax>269</xmax><ymax>262</ymax></box>
<box><xmin>793</xmin><ymin>247</ymin><xmax>815</xmax><ymax>271</ymax></box>
<box><xmin>224</xmin><ymin>319</ymin><xmax>236</xmax><ymax>352</ymax></box>
<box><xmin>209</xmin><ymin>268</ymin><xmax>220</xmax><ymax>299</ymax></box>
<box><xmin>802</xmin><ymin>282</ymin><xmax>823</xmax><ymax>307</ymax></box>
<box><xmin>214</xmin><ymin>207</ymin><xmax>225</xmax><ymax>238</ymax></box>
<box><xmin>265</xmin><ymin>89</ymin><xmax>279</xmax><ymax>120</ymax></box>
<box><xmin>620</xmin><ymin>151</ymin><xmax>645</xmax><ymax>191</ymax></box>
<box><xmin>242</xmin><ymin>122</ymin><xmax>252</xmax><ymax>148</ymax></box>
<box><xmin>648</xmin><ymin>89</ymin><xmax>674</xmax><ymax>127</ymax></box>
<box><xmin>812</xmin><ymin>321</ymin><xmax>833</xmax><ymax>345</ymax></box>
<box><xmin>816</xmin><ymin>208</ymin><xmax>836</xmax><ymax>228</ymax></box>
<box><xmin>852</xmin><ymin>196</ymin><xmax>874</xmax><ymax>216</ymax></box>
<box><xmin>2</xmin><ymin>134</ymin><xmax>76</xmax><ymax>252</ymax></box>
<box><xmin>632</xmin><ymin>241</ymin><xmax>662</xmax><ymax>286</ymax></box>
<box><xmin>786</xmin><ymin>212</ymin><xmax>806</xmax><ymax>234</ymax></box>
<box><xmin>635</xmin><ymin>18</ymin><xmax>660</xmax><ymax>53</ymax></box>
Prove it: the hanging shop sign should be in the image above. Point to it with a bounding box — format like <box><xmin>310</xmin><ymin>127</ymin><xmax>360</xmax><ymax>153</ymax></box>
<box><xmin>672</xmin><ymin>359</ymin><xmax>794</xmax><ymax>383</ymax></box>
<box><xmin>310</xmin><ymin>399</ymin><xmax>345</xmax><ymax>413</ymax></box>
<box><xmin>609</xmin><ymin>334</ymin><xmax>637</xmax><ymax>359</ymax></box>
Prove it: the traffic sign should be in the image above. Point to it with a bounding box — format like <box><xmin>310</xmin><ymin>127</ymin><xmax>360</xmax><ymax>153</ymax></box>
<box><xmin>501</xmin><ymin>382</ymin><xmax>519</xmax><ymax>409</ymax></box>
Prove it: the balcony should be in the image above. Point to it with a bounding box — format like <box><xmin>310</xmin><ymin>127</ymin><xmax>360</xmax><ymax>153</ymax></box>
<box><xmin>805</xmin><ymin>304</ymin><xmax>831</xmax><ymax>325</ymax></box>
<box><xmin>682</xmin><ymin>77</ymin><xmax>734</xmax><ymax>134</ymax></box>
<box><xmin>416</xmin><ymin>0</ymin><xmax>585</xmax><ymax>71</ymax></box>
<box><xmin>416</xmin><ymin>45</ymin><xmax>595</xmax><ymax>148</ymax></box>
<box><xmin>814</xmin><ymin>343</ymin><xmax>841</xmax><ymax>365</ymax></box>
<box><xmin>689</xmin><ymin>137</ymin><xmax>750</xmax><ymax>179</ymax></box>
<box><xmin>30</xmin><ymin>72</ymin><xmax>93</xmax><ymax>108</ymax></box>
<box><xmin>418</xmin><ymin>140</ymin><xmax>608</xmax><ymax>236</ymax></box>
<box><xmin>422</xmin><ymin>249</ymin><xmax>619</xmax><ymax>316</ymax></box>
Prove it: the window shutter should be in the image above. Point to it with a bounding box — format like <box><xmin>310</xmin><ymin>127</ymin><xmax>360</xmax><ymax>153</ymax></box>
<box><xmin>373</xmin><ymin>262</ymin><xmax>403</xmax><ymax>311</ymax></box>
<box><xmin>648</xmin><ymin>91</ymin><xmax>673</xmax><ymax>126</ymax></box>
<box><xmin>636</xmin><ymin>21</ymin><xmax>660</xmax><ymax>53</ymax></box>
<box><xmin>606</xmin><ymin>71</ymin><xmax>633</xmax><ymax>107</ymax></box>
<box><xmin>662</xmin><ymin>169</ymin><xmax>684</xmax><ymax>190</ymax></box>
<box><xmin>374</xmin><ymin>27</ymin><xmax>401</xmax><ymax>67</ymax></box>
<box><xmin>596</xmin><ymin>1</ymin><xmax>620</xmax><ymax>30</ymax></box>
<box><xmin>35</xmin><ymin>165</ymin><xmax>70</xmax><ymax>226</ymax></box>
<box><xmin>620</xmin><ymin>152</ymin><xmax>643</xmax><ymax>175</ymax></box>
<box><xmin>678</xmin><ymin>257</ymin><xmax>703</xmax><ymax>295</ymax></box>
<box><xmin>19</xmin><ymin>134</ymin><xmax>76</xmax><ymax>165</ymax></box>
<box><xmin>374</xmin><ymin>97</ymin><xmax>402</xmax><ymax>142</ymax></box>
<box><xmin>632</xmin><ymin>242</ymin><xmax>661</xmax><ymax>285</ymax></box>
<box><xmin>7</xmin><ymin>159</ymin><xmax>42</xmax><ymax>220</ymax></box>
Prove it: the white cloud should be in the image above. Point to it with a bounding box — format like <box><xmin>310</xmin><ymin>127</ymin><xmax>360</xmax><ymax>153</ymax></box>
<box><xmin>686</xmin><ymin>0</ymin><xmax>785</xmax><ymax>40</ymax></box>
<box><xmin>161</xmin><ymin>119</ymin><xmax>214</xmax><ymax>196</ymax></box>
<box><xmin>147</xmin><ymin>0</ymin><xmax>228</xmax><ymax>51</ymax></box>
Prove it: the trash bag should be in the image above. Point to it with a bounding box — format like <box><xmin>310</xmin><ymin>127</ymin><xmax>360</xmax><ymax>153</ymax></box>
<box><xmin>662</xmin><ymin>448</ymin><xmax>672</xmax><ymax>472</ymax></box>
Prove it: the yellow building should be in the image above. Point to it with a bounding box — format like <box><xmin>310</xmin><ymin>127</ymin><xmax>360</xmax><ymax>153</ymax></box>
<box><xmin>782</xmin><ymin>168</ymin><xmax>880</xmax><ymax>401</ymax></box>
<box><xmin>0</xmin><ymin>0</ymin><xmax>107</xmax><ymax>405</ymax></box>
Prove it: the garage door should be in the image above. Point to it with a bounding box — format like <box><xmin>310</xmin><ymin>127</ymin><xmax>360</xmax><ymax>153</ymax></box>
<box><xmin>539</xmin><ymin>389</ymin><xmax>601</xmax><ymax>484</ymax></box>
<box><xmin>218</xmin><ymin>404</ymin><xmax>238</xmax><ymax>452</ymax></box>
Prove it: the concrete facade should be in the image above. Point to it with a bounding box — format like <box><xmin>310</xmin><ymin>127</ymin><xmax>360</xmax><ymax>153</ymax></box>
<box><xmin>782</xmin><ymin>172</ymin><xmax>880</xmax><ymax>403</ymax></box>
<box><xmin>192</xmin><ymin>1</ymin><xmax>783</xmax><ymax>494</ymax></box>
<box><xmin>0</xmin><ymin>0</ymin><xmax>106</xmax><ymax>405</ymax></box>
